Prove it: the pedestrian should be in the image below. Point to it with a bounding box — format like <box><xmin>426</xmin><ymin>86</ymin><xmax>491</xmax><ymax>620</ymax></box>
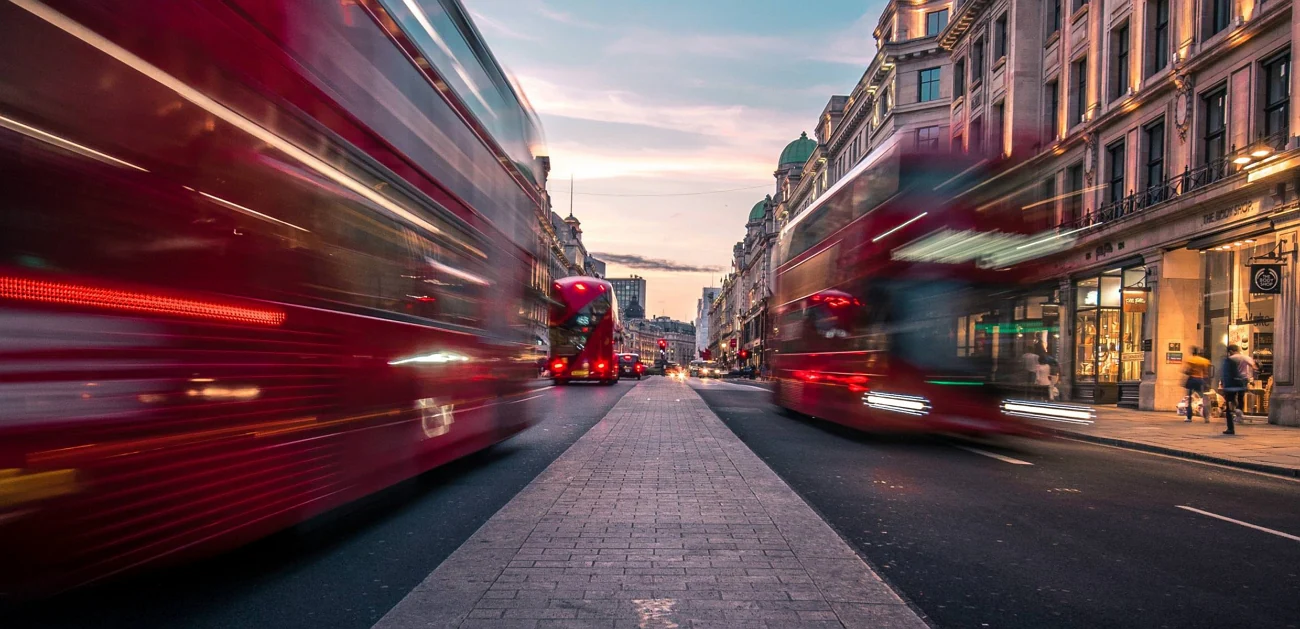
<box><xmin>1182</xmin><ymin>347</ymin><xmax>1211</xmax><ymax>423</ymax></box>
<box><xmin>1034</xmin><ymin>355</ymin><xmax>1053</xmax><ymax>400</ymax></box>
<box><xmin>1220</xmin><ymin>345</ymin><xmax>1250</xmax><ymax>435</ymax></box>
<box><xmin>1022</xmin><ymin>342</ymin><xmax>1044</xmax><ymax>387</ymax></box>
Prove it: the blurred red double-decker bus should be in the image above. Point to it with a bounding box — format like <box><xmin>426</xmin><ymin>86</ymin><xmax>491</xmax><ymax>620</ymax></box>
<box><xmin>0</xmin><ymin>0</ymin><xmax>547</xmax><ymax>597</ymax></box>
<box><xmin>771</xmin><ymin>135</ymin><xmax>1086</xmax><ymax>436</ymax></box>
<box><xmin>549</xmin><ymin>278</ymin><xmax>622</xmax><ymax>385</ymax></box>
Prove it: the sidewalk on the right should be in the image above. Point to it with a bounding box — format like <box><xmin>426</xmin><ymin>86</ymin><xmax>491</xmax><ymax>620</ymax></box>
<box><xmin>1034</xmin><ymin>405</ymin><xmax>1300</xmax><ymax>477</ymax></box>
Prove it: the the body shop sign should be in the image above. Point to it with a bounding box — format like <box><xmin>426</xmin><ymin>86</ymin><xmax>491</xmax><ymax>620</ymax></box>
<box><xmin>1250</xmin><ymin>264</ymin><xmax>1282</xmax><ymax>295</ymax></box>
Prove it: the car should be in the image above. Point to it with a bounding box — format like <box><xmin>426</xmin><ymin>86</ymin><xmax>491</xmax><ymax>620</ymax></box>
<box><xmin>618</xmin><ymin>353</ymin><xmax>646</xmax><ymax>380</ymax></box>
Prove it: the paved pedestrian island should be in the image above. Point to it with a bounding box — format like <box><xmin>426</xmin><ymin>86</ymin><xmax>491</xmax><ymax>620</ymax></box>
<box><xmin>374</xmin><ymin>378</ymin><xmax>925</xmax><ymax>629</ymax></box>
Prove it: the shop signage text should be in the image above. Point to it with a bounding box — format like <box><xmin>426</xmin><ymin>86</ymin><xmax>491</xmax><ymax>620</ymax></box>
<box><xmin>1168</xmin><ymin>342</ymin><xmax>1181</xmax><ymax>351</ymax></box>
<box><xmin>1166</xmin><ymin>352</ymin><xmax>1183</xmax><ymax>364</ymax></box>
<box><xmin>1250</xmin><ymin>264</ymin><xmax>1283</xmax><ymax>295</ymax></box>
<box><xmin>1122</xmin><ymin>289</ymin><xmax>1149</xmax><ymax>313</ymax></box>
<box><xmin>1202</xmin><ymin>201</ymin><xmax>1258</xmax><ymax>225</ymax></box>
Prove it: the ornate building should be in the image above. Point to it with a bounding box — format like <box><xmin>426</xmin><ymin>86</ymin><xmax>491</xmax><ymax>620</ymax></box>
<box><xmin>934</xmin><ymin>0</ymin><xmax>1298</xmax><ymax>421</ymax></box>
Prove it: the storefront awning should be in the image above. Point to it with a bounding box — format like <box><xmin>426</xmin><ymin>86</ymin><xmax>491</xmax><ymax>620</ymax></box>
<box><xmin>1186</xmin><ymin>216</ymin><xmax>1275</xmax><ymax>250</ymax></box>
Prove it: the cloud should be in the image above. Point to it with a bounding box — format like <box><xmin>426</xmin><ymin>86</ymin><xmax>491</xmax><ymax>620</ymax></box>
<box><xmin>605</xmin><ymin>30</ymin><xmax>787</xmax><ymax>60</ymax></box>
<box><xmin>533</xmin><ymin>0</ymin><xmax>600</xmax><ymax>28</ymax></box>
<box><xmin>602</xmin><ymin>14</ymin><xmax>877</xmax><ymax>66</ymax></box>
<box><xmin>468</xmin><ymin>9</ymin><xmax>542</xmax><ymax>42</ymax></box>
<box><xmin>592</xmin><ymin>253</ymin><xmax>723</xmax><ymax>274</ymax></box>
<box><xmin>807</xmin><ymin>11</ymin><xmax>877</xmax><ymax>66</ymax></box>
<box><xmin>518</xmin><ymin>73</ymin><xmax>800</xmax><ymax>146</ymax></box>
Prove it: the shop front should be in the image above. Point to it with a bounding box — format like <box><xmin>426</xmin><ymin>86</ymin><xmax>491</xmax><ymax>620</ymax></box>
<box><xmin>956</xmin><ymin>287</ymin><xmax>1061</xmax><ymax>386</ymax></box>
<box><xmin>1189</xmin><ymin>227</ymin><xmax>1282</xmax><ymax>417</ymax></box>
<box><xmin>1071</xmin><ymin>265</ymin><xmax>1148</xmax><ymax>405</ymax></box>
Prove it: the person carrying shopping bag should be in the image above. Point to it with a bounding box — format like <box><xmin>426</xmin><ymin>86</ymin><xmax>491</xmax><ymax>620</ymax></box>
<box><xmin>1182</xmin><ymin>347</ymin><xmax>1211</xmax><ymax>423</ymax></box>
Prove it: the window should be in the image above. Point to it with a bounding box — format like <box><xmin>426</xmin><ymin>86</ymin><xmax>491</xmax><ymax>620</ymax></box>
<box><xmin>994</xmin><ymin>14</ymin><xmax>1008</xmax><ymax>60</ymax></box>
<box><xmin>1263</xmin><ymin>52</ymin><xmax>1290</xmax><ymax>138</ymax></box>
<box><xmin>1107</xmin><ymin>141</ymin><xmax>1126</xmax><ymax>205</ymax></box>
<box><xmin>926</xmin><ymin>9</ymin><xmax>949</xmax><ymax>36</ymax></box>
<box><xmin>1110</xmin><ymin>24</ymin><xmax>1130</xmax><ymax>102</ymax></box>
<box><xmin>1202</xmin><ymin>87</ymin><xmax>1227</xmax><ymax>166</ymax></box>
<box><xmin>1038</xmin><ymin>175</ymin><xmax>1057</xmax><ymax>227</ymax></box>
<box><xmin>1073</xmin><ymin>0</ymin><xmax>1088</xmax><ymax>11</ymax></box>
<box><xmin>879</xmin><ymin>86</ymin><xmax>891</xmax><ymax>118</ymax></box>
<box><xmin>1205</xmin><ymin>0</ymin><xmax>1230</xmax><ymax>38</ymax></box>
<box><xmin>1046</xmin><ymin>80</ymin><xmax>1060</xmax><ymax>139</ymax></box>
<box><xmin>970</xmin><ymin>117</ymin><xmax>984</xmax><ymax>155</ymax></box>
<box><xmin>919</xmin><ymin>67</ymin><xmax>941</xmax><ymax>102</ymax></box>
<box><xmin>954</xmin><ymin>58</ymin><xmax>967</xmax><ymax>97</ymax></box>
<box><xmin>1147</xmin><ymin>0</ymin><xmax>1169</xmax><ymax>76</ymax></box>
<box><xmin>1066</xmin><ymin>163</ymin><xmax>1085</xmax><ymax>223</ymax></box>
<box><xmin>1049</xmin><ymin>0</ymin><xmax>1062</xmax><ymax>34</ymax></box>
<box><xmin>1144</xmin><ymin>119</ymin><xmax>1166</xmax><ymax>194</ymax></box>
<box><xmin>973</xmin><ymin>38</ymin><xmax>985</xmax><ymax>83</ymax></box>
<box><xmin>953</xmin><ymin>132</ymin><xmax>964</xmax><ymax>152</ymax></box>
<box><xmin>1070</xmin><ymin>57</ymin><xmax>1088</xmax><ymax>125</ymax></box>
<box><xmin>917</xmin><ymin>125</ymin><xmax>941</xmax><ymax>150</ymax></box>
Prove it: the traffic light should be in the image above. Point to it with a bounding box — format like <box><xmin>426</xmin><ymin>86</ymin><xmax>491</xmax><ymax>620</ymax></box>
<box><xmin>658</xmin><ymin>338</ymin><xmax>667</xmax><ymax>349</ymax></box>
<box><xmin>738</xmin><ymin>349</ymin><xmax>750</xmax><ymax>360</ymax></box>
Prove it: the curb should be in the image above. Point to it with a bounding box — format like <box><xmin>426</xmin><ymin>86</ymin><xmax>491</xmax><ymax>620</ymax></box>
<box><xmin>1046</xmin><ymin>426</ymin><xmax>1300</xmax><ymax>478</ymax></box>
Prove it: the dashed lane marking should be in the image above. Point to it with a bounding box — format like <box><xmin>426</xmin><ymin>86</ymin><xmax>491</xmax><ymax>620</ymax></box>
<box><xmin>1176</xmin><ymin>505</ymin><xmax>1300</xmax><ymax>542</ymax></box>
<box><xmin>954</xmin><ymin>445</ymin><xmax>1034</xmax><ymax>465</ymax></box>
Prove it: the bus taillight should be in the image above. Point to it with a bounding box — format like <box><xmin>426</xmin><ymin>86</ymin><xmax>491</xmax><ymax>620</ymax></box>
<box><xmin>551</xmin><ymin>359</ymin><xmax>567</xmax><ymax>372</ymax></box>
<box><xmin>596</xmin><ymin>361</ymin><xmax>607</xmax><ymax>371</ymax></box>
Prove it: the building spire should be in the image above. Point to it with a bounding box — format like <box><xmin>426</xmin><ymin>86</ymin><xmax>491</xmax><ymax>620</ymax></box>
<box><xmin>568</xmin><ymin>174</ymin><xmax>574</xmax><ymax>219</ymax></box>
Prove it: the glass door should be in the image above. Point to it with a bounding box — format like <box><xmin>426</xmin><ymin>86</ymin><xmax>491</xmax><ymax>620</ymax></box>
<box><xmin>1097</xmin><ymin>309</ymin><xmax>1121</xmax><ymax>382</ymax></box>
<box><xmin>1075</xmin><ymin>309</ymin><xmax>1097</xmax><ymax>382</ymax></box>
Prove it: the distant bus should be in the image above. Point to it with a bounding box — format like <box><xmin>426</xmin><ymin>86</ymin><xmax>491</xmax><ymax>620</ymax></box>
<box><xmin>548</xmin><ymin>278</ymin><xmax>621</xmax><ymax>385</ymax></box>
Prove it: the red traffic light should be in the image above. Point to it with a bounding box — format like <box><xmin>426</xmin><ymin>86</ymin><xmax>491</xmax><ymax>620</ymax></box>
<box><xmin>739</xmin><ymin>349</ymin><xmax>750</xmax><ymax>360</ymax></box>
<box><xmin>658</xmin><ymin>339</ymin><xmax>667</xmax><ymax>349</ymax></box>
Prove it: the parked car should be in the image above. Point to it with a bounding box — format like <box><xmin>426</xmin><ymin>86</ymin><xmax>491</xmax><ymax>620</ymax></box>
<box><xmin>618</xmin><ymin>353</ymin><xmax>646</xmax><ymax>380</ymax></box>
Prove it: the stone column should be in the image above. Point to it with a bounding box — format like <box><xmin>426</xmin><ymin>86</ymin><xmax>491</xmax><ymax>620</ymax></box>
<box><xmin>1056</xmin><ymin>277</ymin><xmax>1074</xmax><ymax>400</ymax></box>
<box><xmin>1138</xmin><ymin>251</ymin><xmax>1163</xmax><ymax>410</ymax></box>
<box><xmin>1151</xmin><ymin>248</ymin><xmax>1206</xmax><ymax>411</ymax></box>
<box><xmin>1269</xmin><ymin>220</ymin><xmax>1300</xmax><ymax>426</ymax></box>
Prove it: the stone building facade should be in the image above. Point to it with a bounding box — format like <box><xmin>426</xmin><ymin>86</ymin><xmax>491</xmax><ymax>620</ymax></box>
<box><xmin>933</xmin><ymin>0</ymin><xmax>1298</xmax><ymax>422</ymax></box>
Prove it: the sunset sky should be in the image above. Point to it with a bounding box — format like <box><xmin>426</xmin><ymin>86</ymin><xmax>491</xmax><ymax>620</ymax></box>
<box><xmin>468</xmin><ymin>0</ymin><xmax>887</xmax><ymax>321</ymax></box>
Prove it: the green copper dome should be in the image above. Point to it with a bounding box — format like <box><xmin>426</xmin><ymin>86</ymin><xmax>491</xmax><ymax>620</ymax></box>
<box><xmin>778</xmin><ymin>132</ymin><xmax>816</xmax><ymax>166</ymax></box>
<box><xmin>749</xmin><ymin>197</ymin><xmax>769</xmax><ymax>222</ymax></box>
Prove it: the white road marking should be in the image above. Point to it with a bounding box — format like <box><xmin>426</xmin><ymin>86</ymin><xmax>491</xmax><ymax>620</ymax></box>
<box><xmin>507</xmin><ymin>394</ymin><xmax>547</xmax><ymax>404</ymax></box>
<box><xmin>954</xmin><ymin>445</ymin><xmax>1034</xmax><ymax>465</ymax></box>
<box><xmin>1176</xmin><ymin>505</ymin><xmax>1300</xmax><ymax>542</ymax></box>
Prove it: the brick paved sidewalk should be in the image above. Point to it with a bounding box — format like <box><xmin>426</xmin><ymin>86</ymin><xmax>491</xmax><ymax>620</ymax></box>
<box><xmin>1039</xmin><ymin>405</ymin><xmax>1300</xmax><ymax>477</ymax></box>
<box><xmin>373</xmin><ymin>378</ymin><xmax>926</xmax><ymax>629</ymax></box>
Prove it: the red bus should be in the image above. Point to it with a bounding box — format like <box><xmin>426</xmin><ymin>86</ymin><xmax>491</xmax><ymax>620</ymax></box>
<box><xmin>771</xmin><ymin>136</ymin><xmax>1090</xmax><ymax>436</ymax></box>
<box><xmin>0</xmin><ymin>0</ymin><xmax>546</xmax><ymax>596</ymax></box>
<box><xmin>549</xmin><ymin>278</ymin><xmax>622</xmax><ymax>385</ymax></box>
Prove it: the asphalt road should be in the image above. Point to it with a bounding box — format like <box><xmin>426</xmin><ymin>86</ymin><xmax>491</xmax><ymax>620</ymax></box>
<box><xmin>7</xmin><ymin>379</ymin><xmax>638</xmax><ymax>629</ymax></box>
<box><xmin>691</xmin><ymin>377</ymin><xmax>1300</xmax><ymax>629</ymax></box>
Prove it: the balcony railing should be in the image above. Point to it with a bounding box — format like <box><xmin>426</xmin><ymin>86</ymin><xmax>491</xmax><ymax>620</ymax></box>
<box><xmin>1058</xmin><ymin>133</ymin><xmax>1288</xmax><ymax>231</ymax></box>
